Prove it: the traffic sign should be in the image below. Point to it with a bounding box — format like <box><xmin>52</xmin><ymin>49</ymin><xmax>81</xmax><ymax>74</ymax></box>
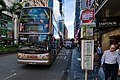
<box><xmin>80</xmin><ymin>9</ymin><xmax>94</xmax><ymax>23</ymax></box>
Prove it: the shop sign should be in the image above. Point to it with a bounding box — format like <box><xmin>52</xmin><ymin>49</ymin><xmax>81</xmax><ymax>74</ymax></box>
<box><xmin>96</xmin><ymin>16</ymin><xmax>120</xmax><ymax>27</ymax></box>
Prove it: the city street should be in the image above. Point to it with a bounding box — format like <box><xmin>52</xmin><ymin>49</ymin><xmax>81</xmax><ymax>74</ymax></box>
<box><xmin>0</xmin><ymin>48</ymin><xmax>72</xmax><ymax>80</ymax></box>
<box><xmin>1</xmin><ymin>0</ymin><xmax>120</xmax><ymax>80</ymax></box>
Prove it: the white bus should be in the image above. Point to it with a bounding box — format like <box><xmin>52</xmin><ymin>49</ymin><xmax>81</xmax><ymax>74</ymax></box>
<box><xmin>17</xmin><ymin>7</ymin><xmax>60</xmax><ymax>65</ymax></box>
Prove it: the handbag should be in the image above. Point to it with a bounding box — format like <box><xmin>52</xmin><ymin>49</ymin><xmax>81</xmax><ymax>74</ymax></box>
<box><xmin>98</xmin><ymin>67</ymin><xmax>105</xmax><ymax>80</ymax></box>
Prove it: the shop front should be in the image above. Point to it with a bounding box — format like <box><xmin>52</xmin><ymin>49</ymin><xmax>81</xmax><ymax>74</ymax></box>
<box><xmin>93</xmin><ymin>0</ymin><xmax>120</xmax><ymax>75</ymax></box>
<box><xmin>96</xmin><ymin>16</ymin><xmax>120</xmax><ymax>51</ymax></box>
<box><xmin>94</xmin><ymin>0</ymin><xmax>120</xmax><ymax>51</ymax></box>
<box><xmin>0</xmin><ymin>13</ymin><xmax>13</xmax><ymax>46</ymax></box>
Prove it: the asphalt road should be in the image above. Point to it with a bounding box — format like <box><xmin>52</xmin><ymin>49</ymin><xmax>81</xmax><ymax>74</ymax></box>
<box><xmin>0</xmin><ymin>48</ymin><xmax>72</xmax><ymax>80</ymax></box>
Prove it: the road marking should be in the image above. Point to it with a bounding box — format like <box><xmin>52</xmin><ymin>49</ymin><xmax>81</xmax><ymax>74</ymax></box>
<box><xmin>77</xmin><ymin>58</ymin><xmax>81</xmax><ymax>61</ymax></box>
<box><xmin>3</xmin><ymin>73</ymin><xmax>16</xmax><ymax>80</ymax></box>
<box><xmin>56</xmin><ymin>56</ymin><xmax>67</xmax><ymax>60</ymax></box>
<box><xmin>74</xmin><ymin>71</ymin><xmax>81</xmax><ymax>79</ymax></box>
<box><xmin>64</xmin><ymin>56</ymin><xmax>67</xmax><ymax>59</ymax></box>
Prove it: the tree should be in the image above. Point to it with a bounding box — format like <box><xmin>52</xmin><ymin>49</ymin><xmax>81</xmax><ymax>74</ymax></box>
<box><xmin>9</xmin><ymin>2</ymin><xmax>23</xmax><ymax>18</ymax></box>
<box><xmin>9</xmin><ymin>2</ymin><xmax>23</xmax><ymax>45</ymax></box>
<box><xmin>0</xmin><ymin>0</ymin><xmax>7</xmax><ymax>15</ymax></box>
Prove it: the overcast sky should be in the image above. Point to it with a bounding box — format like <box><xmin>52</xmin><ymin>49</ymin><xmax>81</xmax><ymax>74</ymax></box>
<box><xmin>64</xmin><ymin>0</ymin><xmax>75</xmax><ymax>38</ymax></box>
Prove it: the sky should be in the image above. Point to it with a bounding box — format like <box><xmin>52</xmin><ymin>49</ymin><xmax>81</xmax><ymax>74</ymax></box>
<box><xmin>64</xmin><ymin>0</ymin><xmax>75</xmax><ymax>38</ymax></box>
<box><xmin>53</xmin><ymin>0</ymin><xmax>75</xmax><ymax>39</ymax></box>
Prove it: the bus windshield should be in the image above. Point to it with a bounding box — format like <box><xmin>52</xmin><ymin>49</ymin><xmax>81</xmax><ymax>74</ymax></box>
<box><xmin>19</xmin><ymin>34</ymin><xmax>50</xmax><ymax>53</ymax></box>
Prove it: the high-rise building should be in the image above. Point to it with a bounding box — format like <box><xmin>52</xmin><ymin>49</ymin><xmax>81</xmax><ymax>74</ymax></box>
<box><xmin>58</xmin><ymin>0</ymin><xmax>63</xmax><ymax>16</ymax></box>
<box><xmin>58</xmin><ymin>0</ymin><xmax>67</xmax><ymax>40</ymax></box>
<box><xmin>64</xmin><ymin>24</ymin><xmax>68</xmax><ymax>39</ymax></box>
<box><xmin>74</xmin><ymin>0</ymin><xmax>80</xmax><ymax>38</ymax></box>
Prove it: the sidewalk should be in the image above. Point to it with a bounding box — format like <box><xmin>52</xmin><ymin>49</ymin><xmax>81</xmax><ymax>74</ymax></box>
<box><xmin>65</xmin><ymin>47</ymin><xmax>120</xmax><ymax>80</ymax></box>
<box><xmin>66</xmin><ymin>47</ymin><xmax>93</xmax><ymax>80</ymax></box>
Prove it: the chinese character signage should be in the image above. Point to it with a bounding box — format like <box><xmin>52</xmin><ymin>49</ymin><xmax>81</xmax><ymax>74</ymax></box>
<box><xmin>81</xmin><ymin>40</ymin><xmax>94</xmax><ymax>70</ymax></box>
<box><xmin>81</xmin><ymin>25</ymin><xmax>93</xmax><ymax>38</ymax></box>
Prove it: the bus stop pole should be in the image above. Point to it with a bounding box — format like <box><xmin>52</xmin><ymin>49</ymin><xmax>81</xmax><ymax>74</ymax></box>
<box><xmin>85</xmin><ymin>69</ymin><xmax>88</xmax><ymax>80</ymax></box>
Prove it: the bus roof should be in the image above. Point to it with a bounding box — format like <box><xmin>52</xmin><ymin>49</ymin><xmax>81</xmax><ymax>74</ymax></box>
<box><xmin>23</xmin><ymin>6</ymin><xmax>51</xmax><ymax>9</ymax></box>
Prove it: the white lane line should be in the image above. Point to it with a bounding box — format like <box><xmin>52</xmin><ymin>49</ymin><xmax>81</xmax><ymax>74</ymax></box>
<box><xmin>64</xmin><ymin>56</ymin><xmax>67</xmax><ymax>59</ymax></box>
<box><xmin>77</xmin><ymin>58</ymin><xmax>81</xmax><ymax>61</ymax></box>
<box><xmin>3</xmin><ymin>73</ymin><xmax>16</xmax><ymax>80</ymax></box>
<box><xmin>56</xmin><ymin>56</ymin><xmax>59</xmax><ymax>59</ymax></box>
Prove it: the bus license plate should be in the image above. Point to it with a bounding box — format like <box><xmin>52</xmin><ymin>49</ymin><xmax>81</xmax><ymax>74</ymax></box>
<box><xmin>27</xmin><ymin>55</ymin><xmax>37</xmax><ymax>59</ymax></box>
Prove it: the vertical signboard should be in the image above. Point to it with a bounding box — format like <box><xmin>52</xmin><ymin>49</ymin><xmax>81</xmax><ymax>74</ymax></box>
<box><xmin>81</xmin><ymin>40</ymin><xmax>94</xmax><ymax>70</ymax></box>
<box><xmin>81</xmin><ymin>0</ymin><xmax>94</xmax><ymax>9</ymax></box>
<box><xmin>81</xmin><ymin>25</ymin><xmax>94</xmax><ymax>38</ymax></box>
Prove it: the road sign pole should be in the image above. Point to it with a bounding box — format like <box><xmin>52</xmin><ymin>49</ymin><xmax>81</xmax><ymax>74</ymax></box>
<box><xmin>80</xmin><ymin>8</ymin><xmax>95</xmax><ymax>80</ymax></box>
<box><xmin>85</xmin><ymin>69</ymin><xmax>88</xmax><ymax>80</ymax></box>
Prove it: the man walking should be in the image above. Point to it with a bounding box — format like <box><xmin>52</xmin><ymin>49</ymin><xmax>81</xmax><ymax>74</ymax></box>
<box><xmin>101</xmin><ymin>44</ymin><xmax>119</xmax><ymax>80</ymax></box>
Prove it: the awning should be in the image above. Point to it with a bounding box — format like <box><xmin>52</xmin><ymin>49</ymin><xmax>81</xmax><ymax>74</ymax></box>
<box><xmin>95</xmin><ymin>0</ymin><xmax>120</xmax><ymax>17</ymax></box>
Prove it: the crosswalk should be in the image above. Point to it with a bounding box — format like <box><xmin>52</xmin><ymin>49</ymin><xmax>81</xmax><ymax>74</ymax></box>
<box><xmin>56</xmin><ymin>48</ymin><xmax>71</xmax><ymax>60</ymax></box>
<box><xmin>56</xmin><ymin>56</ymin><xmax>67</xmax><ymax>59</ymax></box>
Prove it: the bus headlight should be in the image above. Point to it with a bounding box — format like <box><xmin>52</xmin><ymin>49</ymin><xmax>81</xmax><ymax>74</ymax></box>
<box><xmin>42</xmin><ymin>54</ymin><xmax>49</xmax><ymax>60</ymax></box>
<box><xmin>17</xmin><ymin>53</ymin><xmax>23</xmax><ymax>59</ymax></box>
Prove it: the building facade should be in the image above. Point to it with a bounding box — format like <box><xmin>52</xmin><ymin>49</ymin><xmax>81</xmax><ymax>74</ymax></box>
<box><xmin>64</xmin><ymin>25</ymin><xmax>68</xmax><ymax>39</ymax></box>
<box><xmin>74</xmin><ymin>0</ymin><xmax>80</xmax><ymax>39</ymax></box>
<box><xmin>20</xmin><ymin>0</ymin><xmax>48</xmax><ymax>7</ymax></box>
<box><xmin>59</xmin><ymin>19</ymin><xmax>64</xmax><ymax>38</ymax></box>
<box><xmin>93</xmin><ymin>0</ymin><xmax>120</xmax><ymax>51</ymax></box>
<box><xmin>0</xmin><ymin>0</ymin><xmax>15</xmax><ymax>46</ymax></box>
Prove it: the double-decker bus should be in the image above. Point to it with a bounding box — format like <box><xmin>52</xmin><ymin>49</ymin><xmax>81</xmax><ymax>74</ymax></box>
<box><xmin>17</xmin><ymin>7</ymin><xmax>60</xmax><ymax>65</ymax></box>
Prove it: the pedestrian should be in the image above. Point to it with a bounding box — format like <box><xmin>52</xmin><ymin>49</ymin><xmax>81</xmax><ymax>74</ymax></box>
<box><xmin>116</xmin><ymin>44</ymin><xmax>120</xmax><ymax>75</ymax></box>
<box><xmin>116</xmin><ymin>44</ymin><xmax>120</xmax><ymax>55</ymax></box>
<box><xmin>101</xmin><ymin>44</ymin><xmax>119</xmax><ymax>80</ymax></box>
<box><xmin>96</xmin><ymin>44</ymin><xmax>103</xmax><ymax>65</ymax></box>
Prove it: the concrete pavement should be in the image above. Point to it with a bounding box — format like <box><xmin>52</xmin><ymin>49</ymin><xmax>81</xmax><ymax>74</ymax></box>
<box><xmin>64</xmin><ymin>47</ymin><xmax>120</xmax><ymax>80</ymax></box>
<box><xmin>66</xmin><ymin>48</ymin><xmax>93</xmax><ymax>80</ymax></box>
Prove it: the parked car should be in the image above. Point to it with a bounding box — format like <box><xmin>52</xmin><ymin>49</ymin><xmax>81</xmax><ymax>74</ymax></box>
<box><xmin>64</xmin><ymin>41</ymin><xmax>72</xmax><ymax>49</ymax></box>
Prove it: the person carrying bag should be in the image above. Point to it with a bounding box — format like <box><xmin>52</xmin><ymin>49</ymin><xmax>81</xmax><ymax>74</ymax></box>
<box><xmin>98</xmin><ymin>67</ymin><xmax>105</xmax><ymax>80</ymax></box>
<box><xmin>101</xmin><ymin>44</ymin><xmax>119</xmax><ymax>80</ymax></box>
